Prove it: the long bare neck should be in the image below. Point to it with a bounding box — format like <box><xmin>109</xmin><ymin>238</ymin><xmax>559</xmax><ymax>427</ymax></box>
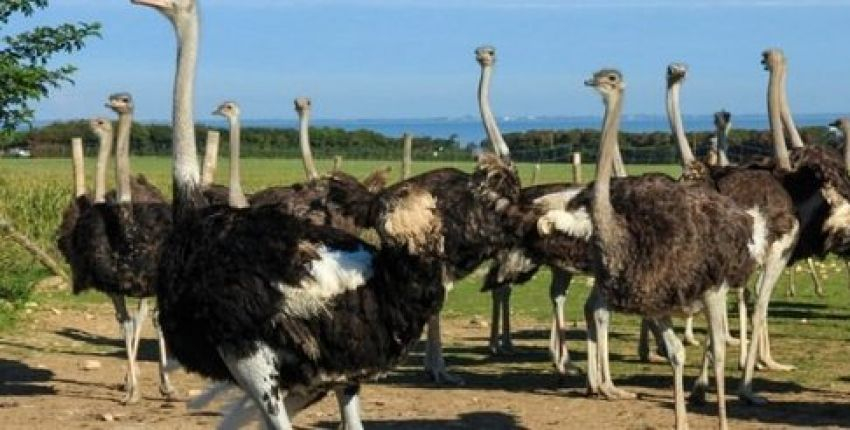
<box><xmin>842</xmin><ymin>124</ymin><xmax>850</xmax><ymax>173</ymax></box>
<box><xmin>171</xmin><ymin>14</ymin><xmax>201</xmax><ymax>204</ymax></box>
<box><xmin>201</xmin><ymin>130</ymin><xmax>220</xmax><ymax>187</ymax></box>
<box><xmin>71</xmin><ymin>137</ymin><xmax>85</xmax><ymax>198</ymax></box>
<box><xmin>299</xmin><ymin>109</ymin><xmax>319</xmax><ymax>181</ymax></box>
<box><xmin>115</xmin><ymin>111</ymin><xmax>133</xmax><ymax>203</ymax></box>
<box><xmin>779</xmin><ymin>65</ymin><xmax>805</xmax><ymax>149</ymax></box>
<box><xmin>768</xmin><ymin>64</ymin><xmax>791</xmax><ymax>170</ymax></box>
<box><xmin>402</xmin><ymin>133</ymin><xmax>413</xmax><ymax>180</ymax></box>
<box><xmin>227</xmin><ymin>116</ymin><xmax>248</xmax><ymax>208</ymax></box>
<box><xmin>717</xmin><ymin>124</ymin><xmax>731</xmax><ymax>167</ymax></box>
<box><xmin>666</xmin><ymin>82</ymin><xmax>696</xmax><ymax>166</ymax></box>
<box><xmin>94</xmin><ymin>130</ymin><xmax>113</xmax><ymax>203</ymax></box>
<box><xmin>612</xmin><ymin>140</ymin><xmax>627</xmax><ymax>178</ymax></box>
<box><xmin>478</xmin><ymin>63</ymin><xmax>510</xmax><ymax>158</ymax></box>
<box><xmin>593</xmin><ymin>90</ymin><xmax>625</xmax><ymax>247</ymax></box>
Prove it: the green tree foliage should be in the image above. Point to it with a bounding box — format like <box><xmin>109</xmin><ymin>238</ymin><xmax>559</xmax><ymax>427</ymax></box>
<box><xmin>18</xmin><ymin>120</ymin><xmax>470</xmax><ymax>160</ymax></box>
<box><xmin>0</xmin><ymin>0</ymin><xmax>100</xmax><ymax>141</ymax></box>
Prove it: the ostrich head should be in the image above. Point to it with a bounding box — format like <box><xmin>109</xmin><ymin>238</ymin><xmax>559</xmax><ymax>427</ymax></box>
<box><xmin>89</xmin><ymin>117</ymin><xmax>113</xmax><ymax>138</ymax></box>
<box><xmin>585</xmin><ymin>69</ymin><xmax>625</xmax><ymax>100</ymax></box>
<box><xmin>106</xmin><ymin>93</ymin><xmax>134</xmax><ymax>115</ymax></box>
<box><xmin>666</xmin><ymin>63</ymin><xmax>687</xmax><ymax>87</ymax></box>
<box><xmin>294</xmin><ymin>97</ymin><xmax>312</xmax><ymax>114</ymax></box>
<box><xmin>213</xmin><ymin>101</ymin><xmax>240</xmax><ymax>119</ymax></box>
<box><xmin>714</xmin><ymin>110</ymin><xmax>732</xmax><ymax>131</ymax></box>
<box><xmin>475</xmin><ymin>45</ymin><xmax>496</xmax><ymax>67</ymax></box>
<box><xmin>761</xmin><ymin>48</ymin><xmax>784</xmax><ymax>72</ymax></box>
<box><xmin>376</xmin><ymin>185</ymin><xmax>444</xmax><ymax>256</ymax></box>
<box><xmin>131</xmin><ymin>0</ymin><xmax>195</xmax><ymax>25</ymax></box>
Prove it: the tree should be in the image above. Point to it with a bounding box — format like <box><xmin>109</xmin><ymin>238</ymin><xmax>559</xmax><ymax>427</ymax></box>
<box><xmin>0</xmin><ymin>0</ymin><xmax>100</xmax><ymax>141</ymax></box>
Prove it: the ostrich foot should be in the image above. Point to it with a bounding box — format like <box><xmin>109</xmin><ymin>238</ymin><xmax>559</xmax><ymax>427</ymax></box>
<box><xmin>490</xmin><ymin>340</ymin><xmax>515</xmax><ymax>356</ymax></box>
<box><xmin>638</xmin><ymin>351</ymin><xmax>667</xmax><ymax>364</ymax></box>
<box><xmin>683</xmin><ymin>335</ymin><xmax>700</xmax><ymax>347</ymax></box>
<box><xmin>595</xmin><ymin>383</ymin><xmax>637</xmax><ymax>400</ymax></box>
<box><xmin>738</xmin><ymin>389</ymin><xmax>768</xmax><ymax>406</ymax></box>
<box><xmin>757</xmin><ymin>359</ymin><xmax>796</xmax><ymax>372</ymax></box>
<box><xmin>121</xmin><ymin>385</ymin><xmax>141</xmax><ymax>405</ymax></box>
<box><xmin>160</xmin><ymin>384</ymin><xmax>181</xmax><ymax>402</ymax></box>
<box><xmin>725</xmin><ymin>336</ymin><xmax>740</xmax><ymax>347</ymax></box>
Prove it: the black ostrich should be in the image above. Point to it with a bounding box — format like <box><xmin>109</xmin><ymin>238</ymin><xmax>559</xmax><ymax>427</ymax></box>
<box><xmin>579</xmin><ymin>68</ymin><xmax>765</xmax><ymax>430</ymax></box>
<box><xmin>56</xmin><ymin>104</ymin><xmax>175</xmax><ymax>404</ymax></box>
<box><xmin>131</xmin><ymin>1</ymin><xmax>471</xmax><ymax>428</ymax></box>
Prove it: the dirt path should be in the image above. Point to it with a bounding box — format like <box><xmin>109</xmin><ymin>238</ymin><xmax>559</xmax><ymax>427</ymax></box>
<box><xmin>1</xmin><ymin>302</ymin><xmax>849</xmax><ymax>429</ymax></box>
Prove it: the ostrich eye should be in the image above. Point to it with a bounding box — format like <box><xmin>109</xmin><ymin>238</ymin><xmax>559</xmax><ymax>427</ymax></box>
<box><xmin>608</xmin><ymin>75</ymin><xmax>617</xmax><ymax>81</ymax></box>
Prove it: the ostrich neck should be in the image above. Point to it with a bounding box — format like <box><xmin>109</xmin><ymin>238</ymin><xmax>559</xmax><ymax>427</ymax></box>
<box><xmin>116</xmin><ymin>111</ymin><xmax>133</xmax><ymax>203</ymax></box>
<box><xmin>201</xmin><ymin>131</ymin><xmax>220</xmax><ymax>188</ymax></box>
<box><xmin>71</xmin><ymin>138</ymin><xmax>85</xmax><ymax>198</ymax></box>
<box><xmin>94</xmin><ymin>130</ymin><xmax>112</xmax><ymax>203</ymax></box>
<box><xmin>299</xmin><ymin>110</ymin><xmax>319</xmax><ymax>181</ymax></box>
<box><xmin>228</xmin><ymin>116</ymin><xmax>248</xmax><ymax>208</ymax></box>
<box><xmin>843</xmin><ymin>125</ymin><xmax>850</xmax><ymax>174</ymax></box>
<box><xmin>593</xmin><ymin>91</ymin><xmax>626</xmax><ymax>250</ymax></box>
<box><xmin>779</xmin><ymin>66</ymin><xmax>805</xmax><ymax>149</ymax></box>
<box><xmin>171</xmin><ymin>14</ymin><xmax>201</xmax><ymax>207</ymax></box>
<box><xmin>717</xmin><ymin>125</ymin><xmax>731</xmax><ymax>167</ymax></box>
<box><xmin>768</xmin><ymin>65</ymin><xmax>791</xmax><ymax>170</ymax></box>
<box><xmin>666</xmin><ymin>82</ymin><xmax>696</xmax><ymax>167</ymax></box>
<box><xmin>478</xmin><ymin>64</ymin><xmax>510</xmax><ymax>158</ymax></box>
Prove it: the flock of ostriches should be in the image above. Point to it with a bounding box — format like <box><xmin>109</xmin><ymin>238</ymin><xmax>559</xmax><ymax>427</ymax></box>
<box><xmin>51</xmin><ymin>0</ymin><xmax>850</xmax><ymax>429</ymax></box>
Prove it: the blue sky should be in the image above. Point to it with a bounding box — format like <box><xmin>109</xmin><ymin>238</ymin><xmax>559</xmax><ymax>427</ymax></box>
<box><xmin>9</xmin><ymin>0</ymin><xmax>850</xmax><ymax>121</ymax></box>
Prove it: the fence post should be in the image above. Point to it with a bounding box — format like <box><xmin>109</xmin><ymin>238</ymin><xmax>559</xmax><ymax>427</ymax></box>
<box><xmin>402</xmin><ymin>133</ymin><xmax>413</xmax><ymax>180</ymax></box>
<box><xmin>333</xmin><ymin>155</ymin><xmax>343</xmax><ymax>172</ymax></box>
<box><xmin>530</xmin><ymin>163</ymin><xmax>541</xmax><ymax>186</ymax></box>
<box><xmin>571</xmin><ymin>152</ymin><xmax>582</xmax><ymax>184</ymax></box>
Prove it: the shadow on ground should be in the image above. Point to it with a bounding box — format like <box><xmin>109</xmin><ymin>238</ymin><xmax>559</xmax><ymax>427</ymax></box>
<box><xmin>0</xmin><ymin>358</ymin><xmax>55</xmax><ymax>396</ymax></box>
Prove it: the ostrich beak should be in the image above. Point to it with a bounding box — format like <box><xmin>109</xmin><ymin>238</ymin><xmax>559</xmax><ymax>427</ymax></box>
<box><xmin>131</xmin><ymin>0</ymin><xmax>170</xmax><ymax>8</ymax></box>
<box><xmin>584</xmin><ymin>78</ymin><xmax>595</xmax><ymax>87</ymax></box>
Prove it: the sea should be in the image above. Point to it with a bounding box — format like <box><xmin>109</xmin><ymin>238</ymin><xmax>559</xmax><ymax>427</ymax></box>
<box><xmin>203</xmin><ymin>113</ymin><xmax>844</xmax><ymax>147</ymax></box>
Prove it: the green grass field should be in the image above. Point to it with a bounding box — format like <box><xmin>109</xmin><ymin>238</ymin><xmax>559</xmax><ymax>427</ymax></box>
<box><xmin>2</xmin><ymin>156</ymin><xmax>850</xmax><ymax>391</ymax></box>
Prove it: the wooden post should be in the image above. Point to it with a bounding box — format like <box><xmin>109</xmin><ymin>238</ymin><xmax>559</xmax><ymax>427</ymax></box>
<box><xmin>402</xmin><ymin>133</ymin><xmax>413</xmax><ymax>180</ymax></box>
<box><xmin>0</xmin><ymin>216</ymin><xmax>68</xmax><ymax>282</ymax></box>
<box><xmin>201</xmin><ymin>130</ymin><xmax>220</xmax><ymax>187</ymax></box>
<box><xmin>333</xmin><ymin>155</ymin><xmax>343</xmax><ymax>172</ymax></box>
<box><xmin>530</xmin><ymin>163</ymin><xmax>541</xmax><ymax>186</ymax></box>
<box><xmin>571</xmin><ymin>152</ymin><xmax>582</xmax><ymax>184</ymax></box>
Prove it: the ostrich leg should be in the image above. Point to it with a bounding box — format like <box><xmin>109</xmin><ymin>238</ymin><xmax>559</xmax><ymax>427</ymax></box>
<box><xmin>683</xmin><ymin>316</ymin><xmax>700</xmax><ymax>346</ymax></box>
<box><xmin>738</xmin><ymin>232</ymin><xmax>796</xmax><ymax>405</ymax></box>
<box><xmin>110</xmin><ymin>294</ymin><xmax>141</xmax><ymax>404</ymax></box>
<box><xmin>549</xmin><ymin>269</ymin><xmax>575</xmax><ymax>374</ymax></box>
<box><xmin>220</xmin><ymin>347</ymin><xmax>292</xmax><ymax>430</ymax></box>
<box><xmin>786</xmin><ymin>264</ymin><xmax>796</xmax><ymax>297</ymax></box>
<box><xmin>654</xmin><ymin>317</ymin><xmax>689</xmax><ymax>430</ymax></box>
<box><xmin>335</xmin><ymin>385</ymin><xmax>364</xmax><ymax>430</ymax></box>
<box><xmin>152</xmin><ymin>308</ymin><xmax>178</xmax><ymax>399</ymax></box>
<box><xmin>585</xmin><ymin>287</ymin><xmax>636</xmax><ymax>400</ymax></box>
<box><xmin>806</xmin><ymin>258</ymin><xmax>825</xmax><ymax>297</ymax></box>
<box><xmin>638</xmin><ymin>319</ymin><xmax>667</xmax><ymax>363</ymax></box>
<box><xmin>489</xmin><ymin>285</ymin><xmax>513</xmax><ymax>355</ymax></box>
<box><xmin>424</xmin><ymin>300</ymin><xmax>464</xmax><ymax>385</ymax></box>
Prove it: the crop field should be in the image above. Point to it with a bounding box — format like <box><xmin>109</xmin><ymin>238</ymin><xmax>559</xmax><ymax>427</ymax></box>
<box><xmin>2</xmin><ymin>157</ymin><xmax>850</xmax><ymax>429</ymax></box>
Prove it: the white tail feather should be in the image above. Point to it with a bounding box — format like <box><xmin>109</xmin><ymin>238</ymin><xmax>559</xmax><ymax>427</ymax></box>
<box><xmin>537</xmin><ymin>208</ymin><xmax>592</xmax><ymax>239</ymax></box>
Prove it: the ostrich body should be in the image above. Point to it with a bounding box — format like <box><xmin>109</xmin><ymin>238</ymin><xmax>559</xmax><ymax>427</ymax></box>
<box><xmin>580</xmin><ymin>68</ymin><xmax>765</xmax><ymax>430</ymax></box>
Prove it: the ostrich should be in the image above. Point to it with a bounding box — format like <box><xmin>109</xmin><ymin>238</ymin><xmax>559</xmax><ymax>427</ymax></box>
<box><xmin>130</xmin><ymin>1</ymin><xmax>497</xmax><ymax>428</ymax></box>
<box><xmin>660</xmin><ymin>61</ymin><xmax>807</xmax><ymax>407</ymax></box>
<box><xmin>106</xmin><ymin>92</ymin><xmax>177</xmax><ymax>403</ymax></box>
<box><xmin>581</xmin><ymin>68</ymin><xmax>764</xmax><ymax>430</ymax></box>
<box><xmin>204</xmin><ymin>101</ymin><xmax>248</xmax><ymax>207</ymax></box>
<box><xmin>477</xmin><ymin>45</ymin><xmax>633</xmax><ymax>375</ymax></box>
